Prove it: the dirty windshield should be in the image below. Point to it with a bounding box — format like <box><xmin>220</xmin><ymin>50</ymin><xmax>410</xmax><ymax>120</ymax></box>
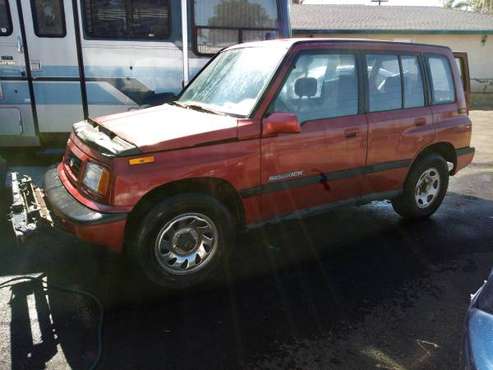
<box><xmin>178</xmin><ymin>46</ymin><xmax>286</xmax><ymax>117</ymax></box>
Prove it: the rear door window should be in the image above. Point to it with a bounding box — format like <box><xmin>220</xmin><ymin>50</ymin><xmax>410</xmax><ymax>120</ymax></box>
<box><xmin>428</xmin><ymin>56</ymin><xmax>455</xmax><ymax>104</ymax></box>
<box><xmin>271</xmin><ymin>53</ymin><xmax>359</xmax><ymax>123</ymax></box>
<box><xmin>401</xmin><ymin>55</ymin><xmax>425</xmax><ymax>108</ymax></box>
<box><xmin>31</xmin><ymin>0</ymin><xmax>66</xmax><ymax>37</ymax></box>
<box><xmin>0</xmin><ymin>0</ymin><xmax>13</xmax><ymax>36</ymax></box>
<box><xmin>367</xmin><ymin>54</ymin><xmax>402</xmax><ymax>112</ymax></box>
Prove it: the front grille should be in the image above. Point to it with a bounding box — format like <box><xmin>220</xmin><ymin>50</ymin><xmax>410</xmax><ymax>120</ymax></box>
<box><xmin>67</xmin><ymin>152</ymin><xmax>82</xmax><ymax>179</ymax></box>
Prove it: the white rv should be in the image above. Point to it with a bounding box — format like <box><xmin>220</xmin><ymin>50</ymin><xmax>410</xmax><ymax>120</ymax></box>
<box><xmin>0</xmin><ymin>0</ymin><xmax>290</xmax><ymax>147</ymax></box>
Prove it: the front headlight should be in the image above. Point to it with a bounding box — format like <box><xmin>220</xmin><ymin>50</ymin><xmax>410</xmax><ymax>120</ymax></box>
<box><xmin>83</xmin><ymin>162</ymin><xmax>110</xmax><ymax>196</ymax></box>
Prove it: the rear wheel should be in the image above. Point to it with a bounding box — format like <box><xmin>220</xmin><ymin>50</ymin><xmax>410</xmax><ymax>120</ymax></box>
<box><xmin>392</xmin><ymin>153</ymin><xmax>449</xmax><ymax>219</ymax></box>
<box><xmin>127</xmin><ymin>193</ymin><xmax>235</xmax><ymax>289</ymax></box>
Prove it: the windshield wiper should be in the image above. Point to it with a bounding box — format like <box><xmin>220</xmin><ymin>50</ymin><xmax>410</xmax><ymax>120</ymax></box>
<box><xmin>168</xmin><ymin>101</ymin><xmax>187</xmax><ymax>108</ymax></box>
<box><xmin>183</xmin><ymin>103</ymin><xmax>227</xmax><ymax>116</ymax></box>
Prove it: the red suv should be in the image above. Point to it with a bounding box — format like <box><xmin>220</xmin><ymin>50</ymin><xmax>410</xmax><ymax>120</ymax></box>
<box><xmin>11</xmin><ymin>39</ymin><xmax>474</xmax><ymax>289</ymax></box>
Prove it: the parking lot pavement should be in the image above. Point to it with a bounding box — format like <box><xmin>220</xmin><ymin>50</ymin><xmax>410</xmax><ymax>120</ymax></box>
<box><xmin>0</xmin><ymin>111</ymin><xmax>492</xmax><ymax>370</ymax></box>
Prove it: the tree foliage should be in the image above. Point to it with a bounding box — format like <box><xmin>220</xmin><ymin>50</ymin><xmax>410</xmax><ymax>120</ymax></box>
<box><xmin>207</xmin><ymin>0</ymin><xmax>274</xmax><ymax>28</ymax></box>
<box><xmin>471</xmin><ymin>0</ymin><xmax>493</xmax><ymax>13</ymax></box>
<box><xmin>443</xmin><ymin>0</ymin><xmax>493</xmax><ymax>12</ymax></box>
<box><xmin>443</xmin><ymin>0</ymin><xmax>470</xmax><ymax>9</ymax></box>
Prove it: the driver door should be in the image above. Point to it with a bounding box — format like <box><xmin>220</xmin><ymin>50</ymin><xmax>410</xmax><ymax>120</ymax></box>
<box><xmin>260</xmin><ymin>51</ymin><xmax>368</xmax><ymax>221</ymax></box>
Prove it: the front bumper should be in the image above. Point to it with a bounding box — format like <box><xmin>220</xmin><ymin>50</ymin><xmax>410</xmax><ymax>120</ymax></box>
<box><xmin>9</xmin><ymin>167</ymin><xmax>128</xmax><ymax>252</ymax></box>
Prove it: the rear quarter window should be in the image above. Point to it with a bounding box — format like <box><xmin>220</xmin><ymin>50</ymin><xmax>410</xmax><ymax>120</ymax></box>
<box><xmin>428</xmin><ymin>56</ymin><xmax>455</xmax><ymax>104</ymax></box>
<box><xmin>0</xmin><ymin>0</ymin><xmax>13</xmax><ymax>36</ymax></box>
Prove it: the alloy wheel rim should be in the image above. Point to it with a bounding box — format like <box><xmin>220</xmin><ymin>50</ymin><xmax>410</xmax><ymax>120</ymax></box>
<box><xmin>415</xmin><ymin>167</ymin><xmax>441</xmax><ymax>209</ymax></box>
<box><xmin>154</xmin><ymin>213</ymin><xmax>218</xmax><ymax>275</ymax></box>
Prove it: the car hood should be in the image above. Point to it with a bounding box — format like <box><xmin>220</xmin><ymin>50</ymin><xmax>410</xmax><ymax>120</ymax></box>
<box><xmin>93</xmin><ymin>104</ymin><xmax>239</xmax><ymax>153</ymax></box>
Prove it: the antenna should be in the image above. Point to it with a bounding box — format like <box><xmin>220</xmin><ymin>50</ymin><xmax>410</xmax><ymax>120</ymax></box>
<box><xmin>371</xmin><ymin>0</ymin><xmax>389</xmax><ymax>5</ymax></box>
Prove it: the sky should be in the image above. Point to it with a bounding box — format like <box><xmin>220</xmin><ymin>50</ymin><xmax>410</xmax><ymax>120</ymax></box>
<box><xmin>303</xmin><ymin>0</ymin><xmax>444</xmax><ymax>6</ymax></box>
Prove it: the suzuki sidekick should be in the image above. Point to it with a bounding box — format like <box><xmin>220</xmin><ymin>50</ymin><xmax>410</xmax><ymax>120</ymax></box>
<box><xmin>10</xmin><ymin>39</ymin><xmax>475</xmax><ymax>289</ymax></box>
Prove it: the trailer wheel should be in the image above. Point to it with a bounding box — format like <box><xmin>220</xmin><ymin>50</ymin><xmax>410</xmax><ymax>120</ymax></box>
<box><xmin>127</xmin><ymin>193</ymin><xmax>235</xmax><ymax>289</ymax></box>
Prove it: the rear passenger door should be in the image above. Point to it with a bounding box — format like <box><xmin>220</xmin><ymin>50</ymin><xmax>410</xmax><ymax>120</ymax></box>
<box><xmin>364</xmin><ymin>53</ymin><xmax>434</xmax><ymax>195</ymax></box>
<box><xmin>260</xmin><ymin>51</ymin><xmax>368</xmax><ymax>220</ymax></box>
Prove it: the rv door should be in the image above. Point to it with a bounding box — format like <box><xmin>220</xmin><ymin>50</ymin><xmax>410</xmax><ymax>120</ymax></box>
<box><xmin>18</xmin><ymin>0</ymin><xmax>84</xmax><ymax>144</ymax></box>
<box><xmin>454</xmin><ymin>52</ymin><xmax>471</xmax><ymax>109</ymax></box>
<box><xmin>0</xmin><ymin>0</ymin><xmax>38</xmax><ymax>146</ymax></box>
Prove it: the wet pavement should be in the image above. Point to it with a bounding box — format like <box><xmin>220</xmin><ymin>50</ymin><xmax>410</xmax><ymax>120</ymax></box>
<box><xmin>0</xmin><ymin>111</ymin><xmax>492</xmax><ymax>370</ymax></box>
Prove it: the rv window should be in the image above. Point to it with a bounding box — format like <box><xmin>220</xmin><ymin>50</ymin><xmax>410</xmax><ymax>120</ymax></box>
<box><xmin>194</xmin><ymin>0</ymin><xmax>278</xmax><ymax>55</ymax></box>
<box><xmin>0</xmin><ymin>0</ymin><xmax>13</xmax><ymax>36</ymax></box>
<box><xmin>31</xmin><ymin>0</ymin><xmax>66</xmax><ymax>37</ymax></box>
<box><xmin>83</xmin><ymin>0</ymin><xmax>170</xmax><ymax>40</ymax></box>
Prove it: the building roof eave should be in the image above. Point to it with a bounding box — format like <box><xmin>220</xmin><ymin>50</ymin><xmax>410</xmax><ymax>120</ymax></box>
<box><xmin>293</xmin><ymin>29</ymin><xmax>493</xmax><ymax>35</ymax></box>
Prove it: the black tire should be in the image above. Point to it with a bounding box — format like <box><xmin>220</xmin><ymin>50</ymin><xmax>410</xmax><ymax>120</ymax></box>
<box><xmin>392</xmin><ymin>153</ymin><xmax>449</xmax><ymax>220</ymax></box>
<box><xmin>127</xmin><ymin>193</ymin><xmax>235</xmax><ymax>290</ymax></box>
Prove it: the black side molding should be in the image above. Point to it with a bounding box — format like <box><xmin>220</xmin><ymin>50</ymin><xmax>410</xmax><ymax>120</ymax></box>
<box><xmin>240</xmin><ymin>159</ymin><xmax>412</xmax><ymax>198</ymax></box>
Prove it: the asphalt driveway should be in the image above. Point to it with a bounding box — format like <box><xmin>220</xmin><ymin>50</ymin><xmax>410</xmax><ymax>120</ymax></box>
<box><xmin>0</xmin><ymin>110</ymin><xmax>492</xmax><ymax>370</ymax></box>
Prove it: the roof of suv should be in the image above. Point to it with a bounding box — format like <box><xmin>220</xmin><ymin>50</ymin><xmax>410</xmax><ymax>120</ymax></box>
<box><xmin>226</xmin><ymin>38</ymin><xmax>451</xmax><ymax>53</ymax></box>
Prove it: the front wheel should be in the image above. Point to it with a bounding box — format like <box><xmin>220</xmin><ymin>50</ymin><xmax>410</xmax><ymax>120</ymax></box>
<box><xmin>392</xmin><ymin>153</ymin><xmax>449</xmax><ymax>220</ymax></box>
<box><xmin>127</xmin><ymin>193</ymin><xmax>235</xmax><ymax>290</ymax></box>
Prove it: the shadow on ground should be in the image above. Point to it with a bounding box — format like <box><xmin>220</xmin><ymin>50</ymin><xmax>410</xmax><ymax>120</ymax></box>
<box><xmin>1</xmin><ymin>182</ymin><xmax>492</xmax><ymax>369</ymax></box>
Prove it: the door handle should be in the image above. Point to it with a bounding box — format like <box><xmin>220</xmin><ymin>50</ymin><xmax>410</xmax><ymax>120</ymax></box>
<box><xmin>16</xmin><ymin>35</ymin><xmax>23</xmax><ymax>53</ymax></box>
<box><xmin>414</xmin><ymin>118</ymin><xmax>426</xmax><ymax>127</ymax></box>
<box><xmin>344</xmin><ymin>129</ymin><xmax>359</xmax><ymax>139</ymax></box>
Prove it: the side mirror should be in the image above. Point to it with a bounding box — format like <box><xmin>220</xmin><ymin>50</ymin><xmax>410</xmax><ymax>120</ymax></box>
<box><xmin>262</xmin><ymin>112</ymin><xmax>301</xmax><ymax>137</ymax></box>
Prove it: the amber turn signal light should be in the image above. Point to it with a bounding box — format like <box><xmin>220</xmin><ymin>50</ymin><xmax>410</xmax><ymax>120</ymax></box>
<box><xmin>129</xmin><ymin>156</ymin><xmax>155</xmax><ymax>166</ymax></box>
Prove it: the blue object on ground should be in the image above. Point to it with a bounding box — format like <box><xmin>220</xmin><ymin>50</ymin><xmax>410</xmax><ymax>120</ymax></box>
<box><xmin>465</xmin><ymin>269</ymin><xmax>493</xmax><ymax>370</ymax></box>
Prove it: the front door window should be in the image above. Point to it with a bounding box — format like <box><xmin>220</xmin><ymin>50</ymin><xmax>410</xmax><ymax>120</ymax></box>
<box><xmin>270</xmin><ymin>53</ymin><xmax>358</xmax><ymax>123</ymax></box>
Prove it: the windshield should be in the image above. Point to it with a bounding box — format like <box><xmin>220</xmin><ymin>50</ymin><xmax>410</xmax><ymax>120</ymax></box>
<box><xmin>178</xmin><ymin>46</ymin><xmax>287</xmax><ymax>117</ymax></box>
